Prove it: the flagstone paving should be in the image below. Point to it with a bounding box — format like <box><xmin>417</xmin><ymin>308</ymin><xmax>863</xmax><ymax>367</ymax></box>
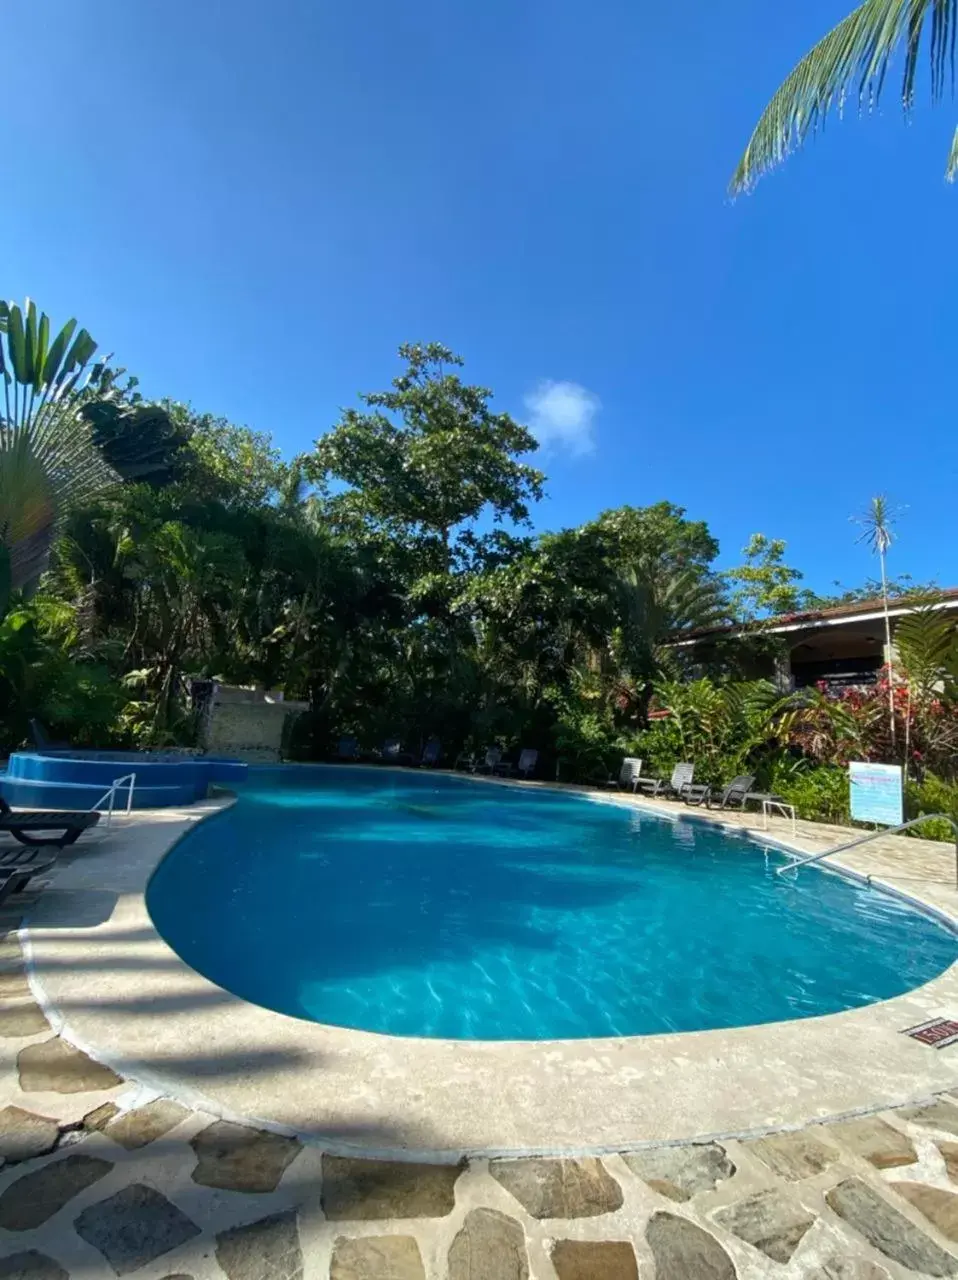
<box><xmin>3</xmin><ymin>936</ymin><xmax>958</xmax><ymax>1279</ymax></box>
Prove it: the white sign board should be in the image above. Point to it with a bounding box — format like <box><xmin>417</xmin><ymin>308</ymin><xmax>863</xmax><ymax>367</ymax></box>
<box><xmin>849</xmin><ymin>761</ymin><xmax>903</xmax><ymax>827</ymax></box>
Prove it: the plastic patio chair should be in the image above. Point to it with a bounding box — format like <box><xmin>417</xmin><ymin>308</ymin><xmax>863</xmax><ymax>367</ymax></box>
<box><xmin>637</xmin><ymin>763</ymin><xmax>694</xmax><ymax>799</ymax></box>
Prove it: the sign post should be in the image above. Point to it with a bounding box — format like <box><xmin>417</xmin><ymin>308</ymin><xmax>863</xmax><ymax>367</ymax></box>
<box><xmin>849</xmin><ymin>761</ymin><xmax>904</xmax><ymax>828</ymax></box>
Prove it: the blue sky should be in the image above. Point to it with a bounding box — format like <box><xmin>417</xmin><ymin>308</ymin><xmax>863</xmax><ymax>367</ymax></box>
<box><xmin>6</xmin><ymin>1</ymin><xmax>957</xmax><ymax>593</ymax></box>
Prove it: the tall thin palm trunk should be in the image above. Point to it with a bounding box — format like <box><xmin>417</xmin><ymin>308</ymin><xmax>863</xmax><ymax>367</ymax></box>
<box><xmin>878</xmin><ymin>540</ymin><xmax>896</xmax><ymax>751</ymax></box>
<box><xmin>855</xmin><ymin>496</ymin><xmax>899</xmax><ymax>757</ymax></box>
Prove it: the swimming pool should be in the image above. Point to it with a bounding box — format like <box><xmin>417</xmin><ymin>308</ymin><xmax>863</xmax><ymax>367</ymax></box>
<box><xmin>147</xmin><ymin>766</ymin><xmax>958</xmax><ymax>1040</ymax></box>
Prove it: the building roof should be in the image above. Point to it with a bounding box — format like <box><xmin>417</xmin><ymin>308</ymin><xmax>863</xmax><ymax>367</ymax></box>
<box><xmin>680</xmin><ymin>587</ymin><xmax>958</xmax><ymax>643</ymax></box>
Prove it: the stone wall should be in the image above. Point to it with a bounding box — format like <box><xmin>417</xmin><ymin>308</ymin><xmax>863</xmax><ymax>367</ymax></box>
<box><xmin>200</xmin><ymin>686</ymin><xmax>308</xmax><ymax>763</ymax></box>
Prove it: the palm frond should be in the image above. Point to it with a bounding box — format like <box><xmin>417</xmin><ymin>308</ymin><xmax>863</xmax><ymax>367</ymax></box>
<box><xmin>895</xmin><ymin>601</ymin><xmax>958</xmax><ymax>693</ymax></box>
<box><xmin>732</xmin><ymin>0</ymin><xmax>957</xmax><ymax>192</ymax></box>
<box><xmin>947</xmin><ymin>121</ymin><xmax>958</xmax><ymax>176</ymax></box>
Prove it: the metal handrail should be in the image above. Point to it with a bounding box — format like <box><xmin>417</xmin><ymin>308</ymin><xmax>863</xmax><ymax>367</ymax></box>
<box><xmin>89</xmin><ymin>773</ymin><xmax>137</xmax><ymax>830</ymax></box>
<box><xmin>776</xmin><ymin>812</ymin><xmax>958</xmax><ymax>886</ymax></box>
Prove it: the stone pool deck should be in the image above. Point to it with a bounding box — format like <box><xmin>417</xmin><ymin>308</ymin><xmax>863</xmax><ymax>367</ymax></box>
<box><xmin>3</xmin><ymin>782</ymin><xmax>958</xmax><ymax>1275</ymax></box>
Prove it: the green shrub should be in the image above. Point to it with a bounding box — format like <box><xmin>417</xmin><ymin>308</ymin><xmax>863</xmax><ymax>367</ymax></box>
<box><xmin>769</xmin><ymin>764</ymin><xmax>850</xmax><ymax>824</ymax></box>
<box><xmin>551</xmin><ymin>699</ymin><xmax>619</xmax><ymax>782</ymax></box>
<box><xmin>906</xmin><ymin>774</ymin><xmax>958</xmax><ymax>842</ymax></box>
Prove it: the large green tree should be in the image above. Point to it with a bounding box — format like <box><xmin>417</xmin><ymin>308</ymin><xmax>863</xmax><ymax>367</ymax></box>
<box><xmin>726</xmin><ymin>534</ymin><xmax>812</xmax><ymax>622</ymax></box>
<box><xmin>309</xmin><ymin>343</ymin><xmax>544</xmax><ymax>557</ymax></box>
<box><xmin>732</xmin><ymin>0</ymin><xmax>958</xmax><ymax>191</ymax></box>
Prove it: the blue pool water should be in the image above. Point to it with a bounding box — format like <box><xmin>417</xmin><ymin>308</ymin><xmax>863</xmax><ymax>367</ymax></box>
<box><xmin>147</xmin><ymin>766</ymin><xmax>958</xmax><ymax>1040</ymax></box>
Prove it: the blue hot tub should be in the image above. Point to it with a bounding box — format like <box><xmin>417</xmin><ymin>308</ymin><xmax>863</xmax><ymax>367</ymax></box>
<box><xmin>0</xmin><ymin>750</ymin><xmax>247</xmax><ymax>810</ymax></box>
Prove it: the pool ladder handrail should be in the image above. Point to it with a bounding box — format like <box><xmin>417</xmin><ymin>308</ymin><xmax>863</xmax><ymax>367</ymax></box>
<box><xmin>776</xmin><ymin>813</ymin><xmax>958</xmax><ymax>887</ymax></box>
<box><xmin>89</xmin><ymin>772</ymin><xmax>137</xmax><ymax>832</ymax></box>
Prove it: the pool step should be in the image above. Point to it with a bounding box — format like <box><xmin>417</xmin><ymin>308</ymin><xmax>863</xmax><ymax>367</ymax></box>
<box><xmin>0</xmin><ymin>775</ymin><xmax>203</xmax><ymax>811</ymax></box>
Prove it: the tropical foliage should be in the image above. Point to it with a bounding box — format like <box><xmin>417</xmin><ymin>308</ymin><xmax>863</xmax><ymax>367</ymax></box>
<box><xmin>4</xmin><ymin>305</ymin><xmax>958</xmax><ymax>839</ymax></box>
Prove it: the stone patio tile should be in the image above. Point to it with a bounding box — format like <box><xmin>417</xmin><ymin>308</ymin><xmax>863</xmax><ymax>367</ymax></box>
<box><xmin>322</xmin><ymin>1155</ymin><xmax>461</xmax><ymax>1220</ymax></box>
<box><xmin>898</xmin><ymin>1099</ymin><xmax>958</xmax><ymax>1137</ymax></box>
<box><xmin>713</xmin><ymin>1188</ymin><xmax>816</xmax><ymax>1263</ymax></box>
<box><xmin>447</xmin><ymin>1208</ymin><xmax>528</xmax><ymax>1280</ymax></box>
<box><xmin>103</xmin><ymin>1099</ymin><xmax>191</xmax><ymax>1150</ymax></box>
<box><xmin>74</xmin><ymin>1183</ymin><xmax>201</xmax><ymax>1276</ymax></box>
<box><xmin>190</xmin><ymin>1120</ymin><xmax>301</xmax><ymax>1193</ymax></box>
<box><xmin>330</xmin><ymin>1234</ymin><xmax>425</xmax><ymax>1279</ymax></box>
<box><xmin>645</xmin><ymin>1212</ymin><xmax>737</xmax><ymax>1279</ymax></box>
<box><xmin>622</xmin><ymin>1144</ymin><xmax>735</xmax><ymax>1202</ymax></box>
<box><xmin>81</xmin><ymin>1102</ymin><xmax>120</xmax><ymax>1132</ymax></box>
<box><xmin>0</xmin><ymin>1154</ymin><xmax>113</xmax><ymax>1231</ymax></box>
<box><xmin>17</xmin><ymin>1038</ymin><xmax>121</xmax><ymax>1094</ymax></box>
<box><xmin>823</xmin><ymin>1116</ymin><xmax>917</xmax><ymax>1169</ymax></box>
<box><xmin>804</xmin><ymin>1260</ymin><xmax>891</xmax><ymax>1279</ymax></box>
<box><xmin>215</xmin><ymin>1209</ymin><xmax>303</xmax><ymax>1280</ymax></box>
<box><xmin>550</xmin><ymin>1239</ymin><xmax>638</xmax><ymax>1280</ymax></box>
<box><xmin>0</xmin><ymin>967</ymin><xmax>31</xmax><ymax>999</ymax></box>
<box><xmin>893</xmin><ymin>1180</ymin><xmax>958</xmax><ymax>1242</ymax></box>
<box><xmin>0</xmin><ymin>1107</ymin><xmax>60</xmax><ymax>1163</ymax></box>
<box><xmin>744</xmin><ymin>1130</ymin><xmax>839</xmax><ymax>1181</ymax></box>
<box><xmin>939</xmin><ymin>1141</ymin><xmax>958</xmax><ymax>1183</ymax></box>
<box><xmin>0</xmin><ymin>1253</ymin><xmax>69</xmax><ymax>1279</ymax></box>
<box><xmin>826</xmin><ymin>1176</ymin><xmax>958</xmax><ymax>1275</ymax></box>
<box><xmin>0</xmin><ymin>1002</ymin><xmax>49</xmax><ymax>1039</ymax></box>
<box><xmin>490</xmin><ymin>1157</ymin><xmax>622</xmax><ymax>1219</ymax></box>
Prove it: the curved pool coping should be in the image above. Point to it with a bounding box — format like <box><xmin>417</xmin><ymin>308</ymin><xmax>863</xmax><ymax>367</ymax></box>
<box><xmin>19</xmin><ymin>769</ymin><xmax>958</xmax><ymax>1161</ymax></box>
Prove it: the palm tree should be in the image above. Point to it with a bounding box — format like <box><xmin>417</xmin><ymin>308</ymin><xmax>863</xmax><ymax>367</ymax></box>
<box><xmin>613</xmin><ymin>561</ymin><xmax>729</xmax><ymax>723</ymax></box>
<box><xmin>732</xmin><ymin>0</ymin><xmax>958</xmax><ymax>192</ymax></box>
<box><xmin>0</xmin><ymin>299</ymin><xmax>116</xmax><ymax>612</ymax></box>
<box><xmin>854</xmin><ymin>495</ymin><xmax>899</xmax><ymax>749</ymax></box>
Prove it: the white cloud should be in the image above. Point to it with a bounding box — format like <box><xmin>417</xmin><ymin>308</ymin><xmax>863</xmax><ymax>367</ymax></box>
<box><xmin>523</xmin><ymin>380</ymin><xmax>600</xmax><ymax>457</ymax></box>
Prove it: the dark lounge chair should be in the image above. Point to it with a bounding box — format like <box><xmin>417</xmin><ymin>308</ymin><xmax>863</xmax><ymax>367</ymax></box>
<box><xmin>495</xmin><ymin>748</ymin><xmax>539</xmax><ymax>780</ymax></box>
<box><xmin>421</xmin><ymin>738</ymin><xmax>441</xmax><ymax>767</ymax></box>
<box><xmin>380</xmin><ymin>738</ymin><xmax>416</xmax><ymax>766</ymax></box>
<box><xmin>336</xmin><ymin>735</ymin><xmax>362</xmax><ymax>761</ymax></box>
<box><xmin>684</xmin><ymin>774</ymin><xmax>759</xmax><ymax>809</ymax></box>
<box><xmin>0</xmin><ymin>796</ymin><xmax>100</xmax><ymax>848</ymax></box>
<box><xmin>0</xmin><ymin>845</ymin><xmax>58</xmax><ymax>904</ymax></box>
<box><xmin>456</xmin><ymin>747</ymin><xmax>502</xmax><ymax>773</ymax></box>
<box><xmin>474</xmin><ymin>747</ymin><xmax>503</xmax><ymax>774</ymax></box>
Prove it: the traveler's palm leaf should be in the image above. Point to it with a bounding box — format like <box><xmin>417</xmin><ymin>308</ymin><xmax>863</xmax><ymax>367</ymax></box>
<box><xmin>0</xmin><ymin>299</ymin><xmax>116</xmax><ymax>601</ymax></box>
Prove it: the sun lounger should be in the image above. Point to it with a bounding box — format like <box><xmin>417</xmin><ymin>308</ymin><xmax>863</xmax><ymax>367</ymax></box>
<box><xmin>0</xmin><ymin>845</ymin><xmax>58</xmax><ymax>905</ymax></box>
<box><xmin>458</xmin><ymin>747</ymin><xmax>504</xmax><ymax>774</ymax></box>
<box><xmin>0</xmin><ymin>796</ymin><xmax>100</xmax><ymax>848</ymax></box>
<box><xmin>336</xmin><ymin>736</ymin><xmax>362</xmax><ymax>761</ymax></box>
<box><xmin>593</xmin><ymin>758</ymin><xmax>642</xmax><ymax>790</ymax></box>
<box><xmin>380</xmin><ymin>738</ymin><xmax>416</xmax><ymax>765</ymax></box>
<box><xmin>421</xmin><ymin>738</ymin><xmax>441</xmax><ymax>767</ymax></box>
<box><xmin>637</xmin><ymin>763</ymin><xmax>694</xmax><ymax>799</ymax></box>
<box><xmin>683</xmin><ymin>775</ymin><xmax>759</xmax><ymax>809</ymax></box>
<box><xmin>494</xmin><ymin>748</ymin><xmax>538</xmax><ymax>779</ymax></box>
